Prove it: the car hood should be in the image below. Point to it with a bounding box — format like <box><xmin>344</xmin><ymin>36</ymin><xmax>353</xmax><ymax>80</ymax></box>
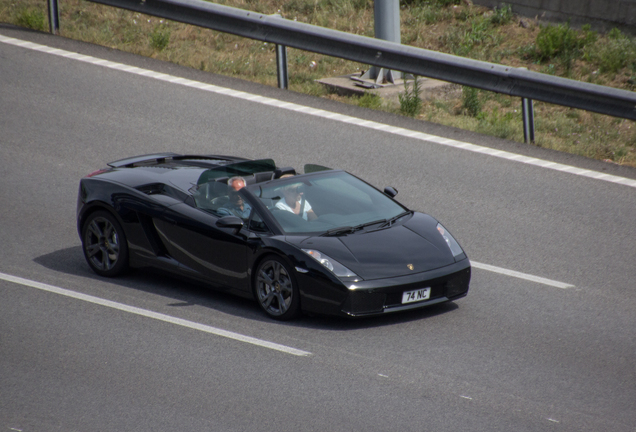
<box><xmin>286</xmin><ymin>213</ymin><xmax>457</xmax><ymax>280</ymax></box>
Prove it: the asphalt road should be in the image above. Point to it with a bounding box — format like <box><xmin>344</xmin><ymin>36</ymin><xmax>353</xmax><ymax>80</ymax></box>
<box><xmin>1</xmin><ymin>25</ymin><xmax>635</xmax><ymax>432</ymax></box>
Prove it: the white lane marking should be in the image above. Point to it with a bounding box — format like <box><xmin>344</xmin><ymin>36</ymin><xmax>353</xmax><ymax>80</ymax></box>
<box><xmin>471</xmin><ymin>261</ymin><xmax>575</xmax><ymax>289</ymax></box>
<box><xmin>2</xmin><ymin>34</ymin><xmax>636</xmax><ymax>190</ymax></box>
<box><xmin>0</xmin><ymin>272</ymin><xmax>312</xmax><ymax>357</ymax></box>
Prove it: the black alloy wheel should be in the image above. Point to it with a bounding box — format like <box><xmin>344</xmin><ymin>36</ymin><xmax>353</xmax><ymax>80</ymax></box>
<box><xmin>255</xmin><ymin>257</ymin><xmax>300</xmax><ymax>320</ymax></box>
<box><xmin>82</xmin><ymin>210</ymin><xmax>129</xmax><ymax>277</ymax></box>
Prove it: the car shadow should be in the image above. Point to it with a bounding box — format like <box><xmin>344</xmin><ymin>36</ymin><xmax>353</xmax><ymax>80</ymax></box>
<box><xmin>302</xmin><ymin>301</ymin><xmax>460</xmax><ymax>330</ymax></box>
<box><xmin>33</xmin><ymin>246</ymin><xmax>265</xmax><ymax>318</ymax></box>
<box><xmin>34</xmin><ymin>247</ymin><xmax>462</xmax><ymax>330</ymax></box>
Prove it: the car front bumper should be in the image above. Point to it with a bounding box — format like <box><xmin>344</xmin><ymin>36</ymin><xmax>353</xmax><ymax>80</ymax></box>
<box><xmin>340</xmin><ymin>258</ymin><xmax>471</xmax><ymax>317</ymax></box>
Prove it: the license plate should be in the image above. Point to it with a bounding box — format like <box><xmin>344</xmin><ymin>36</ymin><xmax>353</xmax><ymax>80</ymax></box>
<box><xmin>402</xmin><ymin>287</ymin><xmax>431</xmax><ymax>304</ymax></box>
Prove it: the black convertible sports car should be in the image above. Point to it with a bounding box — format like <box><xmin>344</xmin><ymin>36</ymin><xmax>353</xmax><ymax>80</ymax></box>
<box><xmin>77</xmin><ymin>153</ymin><xmax>470</xmax><ymax>320</ymax></box>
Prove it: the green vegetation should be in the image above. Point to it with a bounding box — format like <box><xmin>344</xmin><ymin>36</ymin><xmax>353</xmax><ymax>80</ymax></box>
<box><xmin>399</xmin><ymin>76</ymin><xmax>423</xmax><ymax>117</ymax></box>
<box><xmin>488</xmin><ymin>4</ymin><xmax>513</xmax><ymax>26</ymax></box>
<box><xmin>461</xmin><ymin>86</ymin><xmax>482</xmax><ymax>118</ymax></box>
<box><xmin>1</xmin><ymin>0</ymin><xmax>634</xmax><ymax>166</ymax></box>
<box><xmin>15</xmin><ymin>6</ymin><xmax>45</xmax><ymax>31</ymax></box>
<box><xmin>523</xmin><ymin>22</ymin><xmax>597</xmax><ymax>74</ymax></box>
<box><xmin>357</xmin><ymin>92</ymin><xmax>383</xmax><ymax>110</ymax></box>
<box><xmin>586</xmin><ymin>28</ymin><xmax>636</xmax><ymax>74</ymax></box>
<box><xmin>149</xmin><ymin>26</ymin><xmax>171</xmax><ymax>51</ymax></box>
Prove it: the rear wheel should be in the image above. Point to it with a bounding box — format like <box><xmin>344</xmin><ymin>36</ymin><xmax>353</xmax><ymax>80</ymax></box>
<box><xmin>81</xmin><ymin>210</ymin><xmax>129</xmax><ymax>277</ymax></box>
<box><xmin>255</xmin><ymin>257</ymin><xmax>300</xmax><ymax>320</ymax></box>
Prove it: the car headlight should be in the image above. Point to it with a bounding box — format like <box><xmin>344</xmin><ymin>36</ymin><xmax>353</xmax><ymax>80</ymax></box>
<box><xmin>302</xmin><ymin>249</ymin><xmax>358</xmax><ymax>278</ymax></box>
<box><xmin>436</xmin><ymin>223</ymin><xmax>464</xmax><ymax>257</ymax></box>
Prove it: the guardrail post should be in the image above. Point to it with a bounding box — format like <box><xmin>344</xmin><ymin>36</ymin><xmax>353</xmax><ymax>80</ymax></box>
<box><xmin>270</xmin><ymin>14</ymin><xmax>288</xmax><ymax>90</ymax></box>
<box><xmin>522</xmin><ymin>97</ymin><xmax>535</xmax><ymax>144</ymax></box>
<box><xmin>360</xmin><ymin>0</ymin><xmax>401</xmax><ymax>84</ymax></box>
<box><xmin>48</xmin><ymin>0</ymin><xmax>60</xmax><ymax>34</ymax></box>
<box><xmin>276</xmin><ymin>44</ymin><xmax>288</xmax><ymax>89</ymax></box>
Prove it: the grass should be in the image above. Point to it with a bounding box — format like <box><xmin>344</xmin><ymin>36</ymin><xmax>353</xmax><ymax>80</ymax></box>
<box><xmin>357</xmin><ymin>92</ymin><xmax>383</xmax><ymax>110</ymax></box>
<box><xmin>1</xmin><ymin>0</ymin><xmax>635</xmax><ymax>166</ymax></box>
<box><xmin>14</xmin><ymin>5</ymin><xmax>46</xmax><ymax>31</ymax></box>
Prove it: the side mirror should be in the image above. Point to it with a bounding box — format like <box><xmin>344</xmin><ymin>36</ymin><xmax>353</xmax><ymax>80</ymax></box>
<box><xmin>216</xmin><ymin>216</ymin><xmax>244</xmax><ymax>233</ymax></box>
<box><xmin>384</xmin><ymin>187</ymin><xmax>398</xmax><ymax>198</ymax></box>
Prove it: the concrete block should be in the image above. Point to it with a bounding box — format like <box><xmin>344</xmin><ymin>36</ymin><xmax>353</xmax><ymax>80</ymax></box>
<box><xmin>472</xmin><ymin>0</ymin><xmax>636</xmax><ymax>30</ymax></box>
<box><xmin>558</xmin><ymin>0</ymin><xmax>589</xmax><ymax>16</ymax></box>
<box><xmin>589</xmin><ymin>1</ymin><xmax>619</xmax><ymax>17</ymax></box>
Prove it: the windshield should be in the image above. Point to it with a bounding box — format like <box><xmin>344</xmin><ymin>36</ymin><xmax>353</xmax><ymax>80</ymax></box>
<box><xmin>254</xmin><ymin>171</ymin><xmax>407</xmax><ymax>234</ymax></box>
<box><xmin>196</xmin><ymin>159</ymin><xmax>276</xmax><ymax>184</ymax></box>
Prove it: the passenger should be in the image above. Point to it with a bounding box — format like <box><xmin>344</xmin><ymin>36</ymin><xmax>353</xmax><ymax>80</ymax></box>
<box><xmin>218</xmin><ymin>176</ymin><xmax>252</xmax><ymax>219</ymax></box>
<box><xmin>228</xmin><ymin>176</ymin><xmax>247</xmax><ymax>191</ymax></box>
<box><xmin>275</xmin><ymin>183</ymin><xmax>316</xmax><ymax>221</ymax></box>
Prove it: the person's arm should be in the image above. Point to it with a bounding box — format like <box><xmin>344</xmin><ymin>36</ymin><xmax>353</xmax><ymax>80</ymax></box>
<box><xmin>303</xmin><ymin>200</ymin><xmax>317</xmax><ymax>221</ymax></box>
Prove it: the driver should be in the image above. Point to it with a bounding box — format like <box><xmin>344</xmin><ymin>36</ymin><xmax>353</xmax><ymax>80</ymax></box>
<box><xmin>275</xmin><ymin>183</ymin><xmax>316</xmax><ymax>221</ymax></box>
<box><xmin>218</xmin><ymin>176</ymin><xmax>252</xmax><ymax>219</ymax></box>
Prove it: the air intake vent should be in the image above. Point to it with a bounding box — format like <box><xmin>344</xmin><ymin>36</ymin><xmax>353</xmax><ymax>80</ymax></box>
<box><xmin>136</xmin><ymin>183</ymin><xmax>166</xmax><ymax>195</ymax></box>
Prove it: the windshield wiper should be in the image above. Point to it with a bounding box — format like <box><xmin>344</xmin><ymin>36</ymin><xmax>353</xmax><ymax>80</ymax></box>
<box><xmin>382</xmin><ymin>211</ymin><xmax>412</xmax><ymax>227</ymax></box>
<box><xmin>321</xmin><ymin>226</ymin><xmax>354</xmax><ymax>237</ymax></box>
<box><xmin>321</xmin><ymin>219</ymin><xmax>387</xmax><ymax>237</ymax></box>
<box><xmin>355</xmin><ymin>219</ymin><xmax>388</xmax><ymax>230</ymax></box>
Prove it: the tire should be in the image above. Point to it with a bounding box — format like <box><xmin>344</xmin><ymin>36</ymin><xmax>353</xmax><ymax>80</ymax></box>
<box><xmin>255</xmin><ymin>257</ymin><xmax>300</xmax><ymax>320</ymax></box>
<box><xmin>81</xmin><ymin>210</ymin><xmax>129</xmax><ymax>277</ymax></box>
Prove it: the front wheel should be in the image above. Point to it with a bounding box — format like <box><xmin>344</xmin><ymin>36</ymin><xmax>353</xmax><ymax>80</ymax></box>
<box><xmin>81</xmin><ymin>210</ymin><xmax>129</xmax><ymax>277</ymax></box>
<box><xmin>255</xmin><ymin>257</ymin><xmax>300</xmax><ymax>320</ymax></box>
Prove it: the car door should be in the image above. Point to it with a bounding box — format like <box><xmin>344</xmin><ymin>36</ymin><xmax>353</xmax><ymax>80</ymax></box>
<box><xmin>152</xmin><ymin>202</ymin><xmax>250</xmax><ymax>292</ymax></box>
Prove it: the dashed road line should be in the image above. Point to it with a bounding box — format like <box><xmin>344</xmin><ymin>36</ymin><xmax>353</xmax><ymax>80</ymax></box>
<box><xmin>0</xmin><ymin>271</ymin><xmax>312</xmax><ymax>357</ymax></box>
<box><xmin>471</xmin><ymin>261</ymin><xmax>575</xmax><ymax>289</ymax></box>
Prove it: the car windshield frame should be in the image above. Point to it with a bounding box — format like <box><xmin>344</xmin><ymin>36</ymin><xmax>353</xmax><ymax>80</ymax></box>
<box><xmin>244</xmin><ymin>170</ymin><xmax>409</xmax><ymax>236</ymax></box>
<box><xmin>195</xmin><ymin>158</ymin><xmax>276</xmax><ymax>184</ymax></box>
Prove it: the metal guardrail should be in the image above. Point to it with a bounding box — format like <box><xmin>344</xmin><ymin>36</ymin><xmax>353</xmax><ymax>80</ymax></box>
<box><xmin>84</xmin><ymin>0</ymin><xmax>636</xmax><ymax>123</ymax></box>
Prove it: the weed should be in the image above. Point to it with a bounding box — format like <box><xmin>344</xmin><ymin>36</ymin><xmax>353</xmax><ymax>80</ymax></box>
<box><xmin>358</xmin><ymin>92</ymin><xmax>382</xmax><ymax>109</ymax></box>
<box><xmin>476</xmin><ymin>108</ymin><xmax>518</xmax><ymax>140</ymax></box>
<box><xmin>586</xmin><ymin>29</ymin><xmax>636</xmax><ymax>74</ymax></box>
<box><xmin>150</xmin><ymin>26</ymin><xmax>171</xmax><ymax>51</ymax></box>
<box><xmin>490</xmin><ymin>5</ymin><xmax>514</xmax><ymax>25</ymax></box>
<box><xmin>16</xmin><ymin>8</ymin><xmax>46</xmax><ymax>31</ymax></box>
<box><xmin>517</xmin><ymin>43</ymin><xmax>537</xmax><ymax>60</ymax></box>
<box><xmin>291</xmin><ymin>79</ymin><xmax>327</xmax><ymax>96</ymax></box>
<box><xmin>608</xmin><ymin>27</ymin><xmax>623</xmax><ymax>40</ymax></box>
<box><xmin>411</xmin><ymin>5</ymin><xmax>452</xmax><ymax>25</ymax></box>
<box><xmin>488</xmin><ymin>4</ymin><xmax>513</xmax><ymax>26</ymax></box>
<box><xmin>534</xmin><ymin>23</ymin><xmax>577</xmax><ymax>61</ymax></box>
<box><xmin>433</xmin><ymin>100</ymin><xmax>451</xmax><ymax>112</ymax></box>
<box><xmin>454</xmin><ymin>8</ymin><xmax>475</xmax><ymax>22</ymax></box>
<box><xmin>544</xmin><ymin>64</ymin><xmax>557</xmax><ymax>75</ymax></box>
<box><xmin>467</xmin><ymin>19</ymin><xmax>496</xmax><ymax>45</ymax></box>
<box><xmin>462</xmin><ymin>86</ymin><xmax>481</xmax><ymax>117</ymax></box>
<box><xmin>443</xmin><ymin>18</ymin><xmax>499</xmax><ymax>57</ymax></box>
<box><xmin>532</xmin><ymin>22</ymin><xmax>596</xmax><ymax>74</ymax></box>
<box><xmin>399</xmin><ymin>76</ymin><xmax>422</xmax><ymax>117</ymax></box>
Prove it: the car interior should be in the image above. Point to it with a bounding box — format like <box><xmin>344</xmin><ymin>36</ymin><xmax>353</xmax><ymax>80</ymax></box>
<box><xmin>192</xmin><ymin>166</ymin><xmax>296</xmax><ymax>215</ymax></box>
